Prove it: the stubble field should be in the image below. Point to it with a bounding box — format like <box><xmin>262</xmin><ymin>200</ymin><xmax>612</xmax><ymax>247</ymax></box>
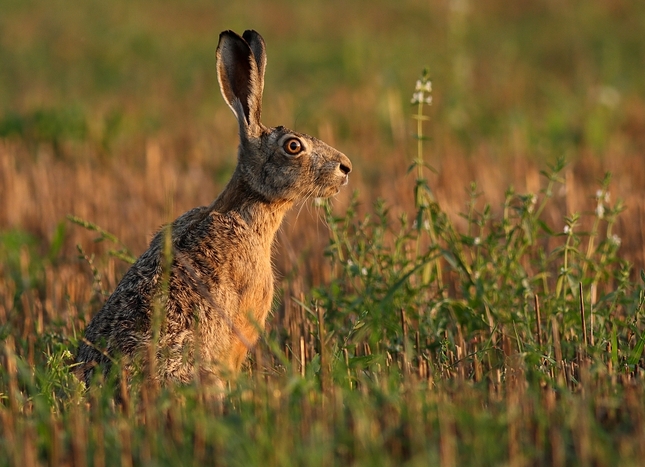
<box><xmin>2</xmin><ymin>0</ymin><xmax>645</xmax><ymax>465</ymax></box>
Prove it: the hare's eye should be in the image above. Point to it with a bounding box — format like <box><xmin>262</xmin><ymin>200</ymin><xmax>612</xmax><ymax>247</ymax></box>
<box><xmin>283</xmin><ymin>138</ymin><xmax>303</xmax><ymax>155</ymax></box>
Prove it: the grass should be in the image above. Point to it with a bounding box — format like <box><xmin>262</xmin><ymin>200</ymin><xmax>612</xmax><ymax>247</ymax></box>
<box><xmin>2</xmin><ymin>0</ymin><xmax>645</xmax><ymax>465</ymax></box>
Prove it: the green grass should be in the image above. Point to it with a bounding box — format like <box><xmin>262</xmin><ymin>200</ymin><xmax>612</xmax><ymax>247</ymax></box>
<box><xmin>2</xmin><ymin>0</ymin><xmax>645</xmax><ymax>465</ymax></box>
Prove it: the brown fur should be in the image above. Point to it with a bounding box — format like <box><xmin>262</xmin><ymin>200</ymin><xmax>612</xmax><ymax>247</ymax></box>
<box><xmin>75</xmin><ymin>30</ymin><xmax>352</xmax><ymax>386</ymax></box>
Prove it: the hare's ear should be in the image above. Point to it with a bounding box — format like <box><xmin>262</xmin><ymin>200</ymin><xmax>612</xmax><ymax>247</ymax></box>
<box><xmin>216</xmin><ymin>30</ymin><xmax>265</xmax><ymax>135</ymax></box>
<box><xmin>242</xmin><ymin>30</ymin><xmax>266</xmax><ymax>93</ymax></box>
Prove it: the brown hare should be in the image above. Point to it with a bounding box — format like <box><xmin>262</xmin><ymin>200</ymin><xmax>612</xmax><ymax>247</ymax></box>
<box><xmin>76</xmin><ymin>29</ymin><xmax>352</xmax><ymax>387</ymax></box>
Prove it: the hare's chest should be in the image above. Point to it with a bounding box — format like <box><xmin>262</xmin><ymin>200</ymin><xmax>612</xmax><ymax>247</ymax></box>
<box><xmin>234</xmin><ymin>242</ymin><xmax>274</xmax><ymax>322</ymax></box>
<box><xmin>227</xmin><ymin>241</ymin><xmax>274</xmax><ymax>370</ymax></box>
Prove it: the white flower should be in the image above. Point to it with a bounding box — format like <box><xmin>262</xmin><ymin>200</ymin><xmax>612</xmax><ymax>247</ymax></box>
<box><xmin>564</xmin><ymin>225</ymin><xmax>571</xmax><ymax>234</ymax></box>
<box><xmin>361</xmin><ymin>267</ymin><xmax>368</xmax><ymax>276</ymax></box>
<box><xmin>595</xmin><ymin>204</ymin><xmax>605</xmax><ymax>219</ymax></box>
<box><xmin>415</xmin><ymin>80</ymin><xmax>432</xmax><ymax>93</ymax></box>
<box><xmin>412</xmin><ymin>78</ymin><xmax>432</xmax><ymax>104</ymax></box>
<box><xmin>595</xmin><ymin>190</ymin><xmax>609</xmax><ymax>203</ymax></box>
<box><xmin>411</xmin><ymin>91</ymin><xmax>424</xmax><ymax>104</ymax></box>
<box><xmin>474</xmin><ymin>237</ymin><xmax>481</xmax><ymax>245</ymax></box>
<box><xmin>609</xmin><ymin>234</ymin><xmax>621</xmax><ymax>247</ymax></box>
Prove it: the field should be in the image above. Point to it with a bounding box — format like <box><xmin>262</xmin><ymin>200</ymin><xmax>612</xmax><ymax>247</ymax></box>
<box><xmin>2</xmin><ymin>0</ymin><xmax>645</xmax><ymax>465</ymax></box>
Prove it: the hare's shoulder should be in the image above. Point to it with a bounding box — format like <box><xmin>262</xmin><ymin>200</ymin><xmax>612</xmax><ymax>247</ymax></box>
<box><xmin>88</xmin><ymin>207</ymin><xmax>215</xmax><ymax>321</ymax></box>
<box><xmin>170</xmin><ymin>206</ymin><xmax>256</xmax><ymax>252</ymax></box>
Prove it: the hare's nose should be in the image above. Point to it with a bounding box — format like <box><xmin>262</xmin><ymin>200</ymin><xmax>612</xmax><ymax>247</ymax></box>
<box><xmin>338</xmin><ymin>153</ymin><xmax>352</xmax><ymax>175</ymax></box>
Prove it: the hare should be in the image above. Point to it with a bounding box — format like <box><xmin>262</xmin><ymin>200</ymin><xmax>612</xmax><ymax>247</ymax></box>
<box><xmin>75</xmin><ymin>29</ymin><xmax>352</xmax><ymax>387</ymax></box>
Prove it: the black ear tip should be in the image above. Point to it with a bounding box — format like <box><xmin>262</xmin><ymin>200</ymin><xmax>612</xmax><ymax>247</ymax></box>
<box><xmin>219</xmin><ymin>30</ymin><xmax>264</xmax><ymax>49</ymax></box>
<box><xmin>242</xmin><ymin>30</ymin><xmax>264</xmax><ymax>45</ymax></box>
<box><xmin>219</xmin><ymin>30</ymin><xmax>243</xmax><ymax>43</ymax></box>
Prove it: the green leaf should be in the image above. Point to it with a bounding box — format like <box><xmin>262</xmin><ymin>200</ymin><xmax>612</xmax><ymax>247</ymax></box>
<box><xmin>536</xmin><ymin>220</ymin><xmax>554</xmax><ymax>235</ymax></box>
<box><xmin>611</xmin><ymin>326</ymin><xmax>618</xmax><ymax>368</ymax></box>
<box><xmin>379</xmin><ymin>253</ymin><xmax>440</xmax><ymax>306</ymax></box>
<box><xmin>627</xmin><ymin>332</ymin><xmax>645</xmax><ymax>366</ymax></box>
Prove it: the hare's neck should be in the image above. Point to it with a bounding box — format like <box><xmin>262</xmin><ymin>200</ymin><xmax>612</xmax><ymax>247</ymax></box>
<box><xmin>210</xmin><ymin>170</ymin><xmax>292</xmax><ymax>244</ymax></box>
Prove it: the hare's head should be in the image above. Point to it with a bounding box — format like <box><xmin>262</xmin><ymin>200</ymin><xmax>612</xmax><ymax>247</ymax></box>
<box><xmin>216</xmin><ymin>30</ymin><xmax>352</xmax><ymax>203</ymax></box>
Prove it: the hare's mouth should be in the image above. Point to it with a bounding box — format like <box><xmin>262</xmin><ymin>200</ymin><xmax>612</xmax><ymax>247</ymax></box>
<box><xmin>318</xmin><ymin>184</ymin><xmax>342</xmax><ymax>198</ymax></box>
<box><xmin>333</xmin><ymin>176</ymin><xmax>349</xmax><ymax>193</ymax></box>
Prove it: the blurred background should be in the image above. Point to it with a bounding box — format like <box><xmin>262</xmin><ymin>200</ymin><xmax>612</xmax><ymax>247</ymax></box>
<box><xmin>1</xmin><ymin>0</ymin><xmax>644</xmax><ymax>318</ymax></box>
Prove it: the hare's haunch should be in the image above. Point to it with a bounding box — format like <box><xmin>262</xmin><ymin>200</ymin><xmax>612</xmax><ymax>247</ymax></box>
<box><xmin>76</xmin><ymin>30</ymin><xmax>351</xmax><ymax>386</ymax></box>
